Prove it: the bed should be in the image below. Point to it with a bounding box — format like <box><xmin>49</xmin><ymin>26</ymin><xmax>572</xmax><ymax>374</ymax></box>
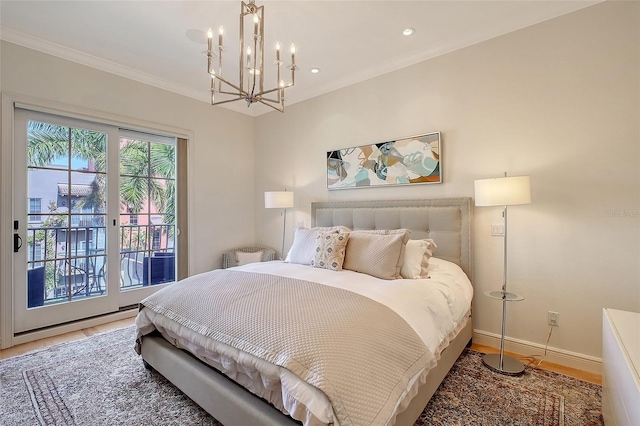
<box><xmin>136</xmin><ymin>198</ymin><xmax>473</xmax><ymax>426</ymax></box>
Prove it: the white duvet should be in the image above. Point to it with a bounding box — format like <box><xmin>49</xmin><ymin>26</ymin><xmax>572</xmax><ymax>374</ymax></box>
<box><xmin>136</xmin><ymin>257</ymin><xmax>473</xmax><ymax>425</ymax></box>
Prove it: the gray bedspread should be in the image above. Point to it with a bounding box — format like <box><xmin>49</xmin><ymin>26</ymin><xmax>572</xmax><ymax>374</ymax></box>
<box><xmin>137</xmin><ymin>269</ymin><xmax>431</xmax><ymax>426</ymax></box>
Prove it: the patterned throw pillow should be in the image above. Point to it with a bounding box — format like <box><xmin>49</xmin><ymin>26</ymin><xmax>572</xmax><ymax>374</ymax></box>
<box><xmin>312</xmin><ymin>232</ymin><xmax>350</xmax><ymax>271</ymax></box>
<box><xmin>287</xmin><ymin>226</ymin><xmax>350</xmax><ymax>265</ymax></box>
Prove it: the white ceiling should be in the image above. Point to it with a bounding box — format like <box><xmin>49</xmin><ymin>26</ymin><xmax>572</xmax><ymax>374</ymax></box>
<box><xmin>1</xmin><ymin>1</ymin><xmax>600</xmax><ymax>116</ymax></box>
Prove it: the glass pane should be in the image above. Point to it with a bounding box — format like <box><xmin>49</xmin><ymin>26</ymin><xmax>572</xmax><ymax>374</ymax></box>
<box><xmin>68</xmin><ymin>256</ymin><xmax>90</xmax><ymax>301</ymax></box>
<box><xmin>27</xmin><ymin>120</ymin><xmax>70</xmax><ymax>169</ymax></box>
<box><xmin>25</xmin><ymin>216</ymin><xmax>62</xmax><ymax>261</ymax></box>
<box><xmin>149</xmin><ymin>178</ymin><xmax>175</xmax><ymax>216</ymax></box>
<box><xmin>120</xmin><ymin>176</ymin><xmax>150</xmax><ymax>215</ymax></box>
<box><xmin>27</xmin><ymin>261</ymin><xmax>59</xmax><ymax>308</ymax></box>
<box><xmin>144</xmin><ymin>250</ymin><xmax>176</xmax><ymax>286</ymax></box>
<box><xmin>28</xmin><ymin>169</ymin><xmax>70</xmax><ymax>215</ymax></box>
<box><xmin>120</xmin><ymin>224</ymin><xmax>149</xmax><ymax>252</ymax></box>
<box><xmin>120</xmin><ymin>139</ymin><xmax>148</xmax><ymax>177</ymax></box>
<box><xmin>28</xmin><ymin>198</ymin><xmax>42</xmax><ymax>222</ymax></box>
<box><xmin>89</xmin><ymin>227</ymin><xmax>106</xmax><ymax>252</ymax></box>
<box><xmin>120</xmin><ymin>212</ymin><xmax>140</xmax><ymax>226</ymax></box>
<box><xmin>71</xmin><ymin>127</ymin><xmax>106</xmax><ymax>172</ymax></box>
<box><xmin>71</xmin><ymin>171</ymin><xmax>106</xmax><ymax>214</ymax></box>
<box><xmin>120</xmin><ymin>250</ymin><xmax>144</xmax><ymax>289</ymax></box>
<box><xmin>149</xmin><ymin>222</ymin><xmax>175</xmax><ymax>253</ymax></box>
<box><xmin>88</xmin><ymin>255</ymin><xmax>107</xmax><ymax>294</ymax></box>
<box><xmin>150</xmin><ymin>143</ymin><xmax>175</xmax><ymax>179</ymax></box>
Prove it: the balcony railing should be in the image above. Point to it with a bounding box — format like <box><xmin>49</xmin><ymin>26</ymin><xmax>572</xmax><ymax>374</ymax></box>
<box><xmin>26</xmin><ymin>224</ymin><xmax>175</xmax><ymax>308</ymax></box>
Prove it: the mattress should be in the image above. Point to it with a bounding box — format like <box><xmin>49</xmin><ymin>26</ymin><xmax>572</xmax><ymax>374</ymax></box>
<box><xmin>135</xmin><ymin>257</ymin><xmax>473</xmax><ymax>425</ymax></box>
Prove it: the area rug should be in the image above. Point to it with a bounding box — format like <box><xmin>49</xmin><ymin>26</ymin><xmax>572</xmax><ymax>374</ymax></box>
<box><xmin>417</xmin><ymin>350</ymin><xmax>603</xmax><ymax>426</ymax></box>
<box><xmin>0</xmin><ymin>326</ymin><xmax>603</xmax><ymax>425</ymax></box>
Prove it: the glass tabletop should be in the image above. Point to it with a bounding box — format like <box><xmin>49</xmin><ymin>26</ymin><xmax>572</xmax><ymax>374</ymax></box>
<box><xmin>483</xmin><ymin>290</ymin><xmax>525</xmax><ymax>301</ymax></box>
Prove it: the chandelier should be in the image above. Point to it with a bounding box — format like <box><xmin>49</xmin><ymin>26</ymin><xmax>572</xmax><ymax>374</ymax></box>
<box><xmin>206</xmin><ymin>0</ymin><xmax>297</xmax><ymax>113</ymax></box>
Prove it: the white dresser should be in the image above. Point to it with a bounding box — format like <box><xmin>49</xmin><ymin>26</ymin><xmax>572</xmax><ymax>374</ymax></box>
<box><xmin>602</xmin><ymin>308</ymin><xmax>640</xmax><ymax>425</ymax></box>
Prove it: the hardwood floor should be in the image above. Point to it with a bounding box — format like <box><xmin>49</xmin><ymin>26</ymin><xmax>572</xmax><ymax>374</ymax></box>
<box><xmin>1</xmin><ymin>318</ymin><xmax>601</xmax><ymax>385</ymax></box>
<box><xmin>470</xmin><ymin>343</ymin><xmax>602</xmax><ymax>385</ymax></box>
<box><xmin>0</xmin><ymin>317</ymin><xmax>136</xmax><ymax>360</ymax></box>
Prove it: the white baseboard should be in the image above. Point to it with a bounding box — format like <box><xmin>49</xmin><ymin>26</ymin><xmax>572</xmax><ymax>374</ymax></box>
<box><xmin>473</xmin><ymin>329</ymin><xmax>602</xmax><ymax>375</ymax></box>
<box><xmin>11</xmin><ymin>309</ymin><xmax>137</xmax><ymax>347</ymax></box>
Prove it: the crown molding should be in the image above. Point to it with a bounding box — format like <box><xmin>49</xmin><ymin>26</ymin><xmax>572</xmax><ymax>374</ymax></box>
<box><xmin>0</xmin><ymin>27</ymin><xmax>212</xmax><ymax>107</ymax></box>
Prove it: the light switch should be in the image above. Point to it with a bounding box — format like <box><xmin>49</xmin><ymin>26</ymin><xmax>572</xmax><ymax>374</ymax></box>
<box><xmin>491</xmin><ymin>223</ymin><xmax>505</xmax><ymax>236</ymax></box>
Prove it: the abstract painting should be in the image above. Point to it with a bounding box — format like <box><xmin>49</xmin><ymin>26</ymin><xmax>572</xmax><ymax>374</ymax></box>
<box><xmin>327</xmin><ymin>132</ymin><xmax>441</xmax><ymax>190</ymax></box>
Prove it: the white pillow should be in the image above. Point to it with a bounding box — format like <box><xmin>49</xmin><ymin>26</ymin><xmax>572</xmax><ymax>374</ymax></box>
<box><xmin>235</xmin><ymin>250</ymin><xmax>263</xmax><ymax>266</ymax></box>
<box><xmin>400</xmin><ymin>239</ymin><xmax>437</xmax><ymax>279</ymax></box>
<box><xmin>287</xmin><ymin>226</ymin><xmax>350</xmax><ymax>265</ymax></box>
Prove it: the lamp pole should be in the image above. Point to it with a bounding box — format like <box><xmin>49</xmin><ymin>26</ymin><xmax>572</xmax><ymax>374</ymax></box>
<box><xmin>475</xmin><ymin>173</ymin><xmax>530</xmax><ymax>376</ymax></box>
<box><xmin>280</xmin><ymin>207</ymin><xmax>287</xmax><ymax>260</ymax></box>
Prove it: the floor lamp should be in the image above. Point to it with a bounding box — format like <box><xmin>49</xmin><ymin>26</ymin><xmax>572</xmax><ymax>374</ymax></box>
<box><xmin>264</xmin><ymin>191</ymin><xmax>294</xmax><ymax>259</ymax></box>
<box><xmin>474</xmin><ymin>174</ymin><xmax>531</xmax><ymax>375</ymax></box>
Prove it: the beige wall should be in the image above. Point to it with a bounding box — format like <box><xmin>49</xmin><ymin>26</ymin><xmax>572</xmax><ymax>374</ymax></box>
<box><xmin>254</xmin><ymin>1</ymin><xmax>640</xmax><ymax>359</ymax></box>
<box><xmin>0</xmin><ymin>41</ymin><xmax>256</xmax><ymax>275</ymax></box>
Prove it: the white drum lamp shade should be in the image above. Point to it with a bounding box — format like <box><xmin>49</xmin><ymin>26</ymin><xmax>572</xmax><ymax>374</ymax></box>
<box><xmin>474</xmin><ymin>176</ymin><xmax>531</xmax><ymax>207</ymax></box>
<box><xmin>264</xmin><ymin>191</ymin><xmax>294</xmax><ymax>209</ymax></box>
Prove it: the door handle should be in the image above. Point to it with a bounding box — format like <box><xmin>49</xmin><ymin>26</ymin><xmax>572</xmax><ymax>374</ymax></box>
<box><xmin>14</xmin><ymin>233</ymin><xmax>22</xmax><ymax>253</ymax></box>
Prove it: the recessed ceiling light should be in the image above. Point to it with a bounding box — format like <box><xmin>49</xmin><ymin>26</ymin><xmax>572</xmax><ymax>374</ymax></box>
<box><xmin>310</xmin><ymin>68</ymin><xmax>320</xmax><ymax>74</ymax></box>
<box><xmin>403</xmin><ymin>28</ymin><xmax>415</xmax><ymax>36</ymax></box>
<box><xmin>186</xmin><ymin>29</ymin><xmax>207</xmax><ymax>44</ymax></box>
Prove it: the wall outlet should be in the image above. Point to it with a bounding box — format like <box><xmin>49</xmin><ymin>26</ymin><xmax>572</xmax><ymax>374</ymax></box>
<box><xmin>548</xmin><ymin>311</ymin><xmax>560</xmax><ymax>327</ymax></box>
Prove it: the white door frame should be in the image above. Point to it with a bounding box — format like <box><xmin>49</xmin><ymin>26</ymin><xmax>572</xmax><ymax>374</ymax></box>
<box><xmin>0</xmin><ymin>93</ymin><xmax>193</xmax><ymax>349</ymax></box>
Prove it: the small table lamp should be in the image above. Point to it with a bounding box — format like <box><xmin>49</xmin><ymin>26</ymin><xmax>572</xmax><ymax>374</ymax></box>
<box><xmin>474</xmin><ymin>174</ymin><xmax>531</xmax><ymax>375</ymax></box>
<box><xmin>264</xmin><ymin>191</ymin><xmax>294</xmax><ymax>259</ymax></box>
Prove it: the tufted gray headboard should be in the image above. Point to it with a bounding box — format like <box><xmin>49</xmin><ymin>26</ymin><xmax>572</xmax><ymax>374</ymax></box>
<box><xmin>312</xmin><ymin>198</ymin><xmax>472</xmax><ymax>278</ymax></box>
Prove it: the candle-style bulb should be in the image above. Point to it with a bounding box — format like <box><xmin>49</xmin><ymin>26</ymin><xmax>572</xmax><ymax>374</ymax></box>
<box><xmin>290</xmin><ymin>44</ymin><xmax>296</xmax><ymax>54</ymax></box>
<box><xmin>207</xmin><ymin>28</ymin><xmax>213</xmax><ymax>39</ymax></box>
<box><xmin>218</xmin><ymin>26</ymin><xmax>224</xmax><ymax>36</ymax></box>
<box><xmin>218</xmin><ymin>25</ymin><xmax>223</xmax><ymax>47</ymax></box>
<box><xmin>280</xmin><ymin>79</ymin><xmax>285</xmax><ymax>88</ymax></box>
<box><xmin>276</xmin><ymin>42</ymin><xmax>280</xmax><ymax>51</ymax></box>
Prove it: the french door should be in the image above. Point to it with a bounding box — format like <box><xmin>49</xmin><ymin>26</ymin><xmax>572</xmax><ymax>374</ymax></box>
<box><xmin>13</xmin><ymin>109</ymin><xmax>177</xmax><ymax>333</ymax></box>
